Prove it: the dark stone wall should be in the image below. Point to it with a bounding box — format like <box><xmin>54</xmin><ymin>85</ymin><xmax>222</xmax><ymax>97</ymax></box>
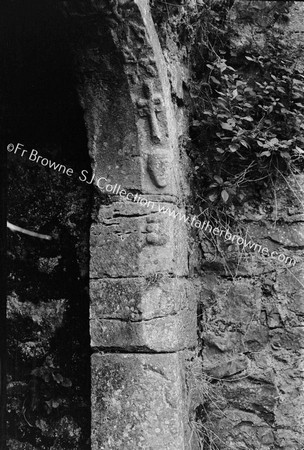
<box><xmin>197</xmin><ymin>175</ymin><xmax>304</xmax><ymax>450</ymax></box>
<box><xmin>194</xmin><ymin>2</ymin><xmax>304</xmax><ymax>448</ymax></box>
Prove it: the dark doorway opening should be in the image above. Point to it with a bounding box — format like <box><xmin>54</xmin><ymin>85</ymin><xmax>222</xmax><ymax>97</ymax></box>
<box><xmin>1</xmin><ymin>1</ymin><xmax>92</xmax><ymax>448</ymax></box>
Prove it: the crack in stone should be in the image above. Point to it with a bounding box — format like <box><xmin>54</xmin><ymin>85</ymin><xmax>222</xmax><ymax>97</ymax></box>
<box><xmin>92</xmin><ymin>312</ymin><xmax>179</xmax><ymax>323</ymax></box>
<box><xmin>90</xmin><ymin>274</ymin><xmax>189</xmax><ymax>280</ymax></box>
<box><xmin>111</xmin><ymin>212</ymin><xmax>158</xmax><ymax>219</ymax></box>
<box><xmin>91</xmin><ymin>347</ymin><xmax>182</xmax><ymax>354</ymax></box>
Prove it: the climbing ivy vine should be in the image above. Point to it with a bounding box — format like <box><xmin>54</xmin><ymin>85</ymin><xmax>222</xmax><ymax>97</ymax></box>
<box><xmin>151</xmin><ymin>0</ymin><xmax>304</xmax><ymax>205</ymax></box>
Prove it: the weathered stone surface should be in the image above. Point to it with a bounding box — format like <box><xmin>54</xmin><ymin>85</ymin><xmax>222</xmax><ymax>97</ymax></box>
<box><xmin>243</xmin><ymin>323</ymin><xmax>269</xmax><ymax>352</ymax></box>
<box><xmin>214</xmin><ymin>409</ymin><xmax>275</xmax><ymax>449</ymax></box>
<box><xmin>90</xmin><ymin>201</ymin><xmax>188</xmax><ymax>277</ymax></box>
<box><xmin>64</xmin><ymin>0</ymin><xmax>182</xmax><ymax>196</ymax></box>
<box><xmin>199</xmin><ymin>172</ymin><xmax>304</xmax><ymax>449</ymax></box>
<box><xmin>223</xmin><ymin>380</ymin><xmax>278</xmax><ymax>419</ymax></box>
<box><xmin>91</xmin><ymin>353</ymin><xmax>186</xmax><ymax>450</ymax></box>
<box><xmin>270</xmin><ymin>327</ymin><xmax>304</xmax><ymax>352</ymax></box>
<box><xmin>221</xmin><ymin>283</ymin><xmax>262</xmax><ymax>322</ymax></box>
<box><xmin>203</xmin><ymin>330</ymin><xmax>244</xmax><ymax>353</ymax></box>
<box><xmin>61</xmin><ymin>0</ymin><xmax>194</xmax><ymax>448</ymax></box>
<box><xmin>276</xmin><ymin>429</ymin><xmax>304</xmax><ymax>450</ymax></box>
<box><xmin>274</xmin><ymin>269</ymin><xmax>304</xmax><ymax>317</ymax></box>
<box><xmin>204</xmin><ymin>355</ymin><xmax>249</xmax><ymax>379</ymax></box>
<box><xmin>91</xmin><ymin>311</ymin><xmax>196</xmax><ymax>352</ymax></box>
<box><xmin>90</xmin><ymin>277</ymin><xmax>194</xmax><ymax>320</ymax></box>
<box><xmin>268</xmin><ymin>223</ymin><xmax>304</xmax><ymax>248</ymax></box>
<box><xmin>90</xmin><ymin>277</ymin><xmax>197</xmax><ymax>351</ymax></box>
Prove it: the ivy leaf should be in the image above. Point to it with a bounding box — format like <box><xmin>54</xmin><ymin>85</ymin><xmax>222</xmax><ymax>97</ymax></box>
<box><xmin>240</xmin><ymin>140</ymin><xmax>250</xmax><ymax>148</ymax></box>
<box><xmin>277</xmin><ymin>86</ymin><xmax>286</xmax><ymax>94</ymax></box>
<box><xmin>52</xmin><ymin>372</ymin><xmax>64</xmax><ymax>384</ymax></box>
<box><xmin>269</xmin><ymin>137</ymin><xmax>279</xmax><ymax>145</ymax></box>
<box><xmin>229</xmin><ymin>144</ymin><xmax>239</xmax><ymax>152</ymax></box>
<box><xmin>259</xmin><ymin>151</ymin><xmax>271</xmax><ymax>157</ymax></box>
<box><xmin>257</xmin><ymin>141</ymin><xmax>266</xmax><ymax>147</ymax></box>
<box><xmin>51</xmin><ymin>400</ymin><xmax>60</xmax><ymax>409</ymax></box>
<box><xmin>232</xmin><ymin>89</ymin><xmax>238</xmax><ymax>99</ymax></box>
<box><xmin>280</xmin><ymin>151</ymin><xmax>291</xmax><ymax>159</ymax></box>
<box><xmin>221</xmin><ymin>190</ymin><xmax>229</xmax><ymax>202</ymax></box>
<box><xmin>295</xmin><ymin>146</ymin><xmax>304</xmax><ymax>154</ymax></box>
<box><xmin>211</xmin><ymin>76</ymin><xmax>221</xmax><ymax>85</ymax></box>
<box><xmin>192</xmin><ymin>120</ymin><xmax>201</xmax><ymax>127</ymax></box>
<box><xmin>221</xmin><ymin>122</ymin><xmax>234</xmax><ymax>130</ymax></box>
<box><xmin>214</xmin><ymin>175</ymin><xmax>223</xmax><ymax>184</ymax></box>
<box><xmin>208</xmin><ymin>193</ymin><xmax>218</xmax><ymax>202</ymax></box>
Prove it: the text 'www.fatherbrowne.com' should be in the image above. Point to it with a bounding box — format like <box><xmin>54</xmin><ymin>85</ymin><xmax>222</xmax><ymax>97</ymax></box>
<box><xmin>157</xmin><ymin>205</ymin><xmax>296</xmax><ymax>267</ymax></box>
<box><xmin>7</xmin><ymin>142</ymin><xmax>296</xmax><ymax>267</ymax></box>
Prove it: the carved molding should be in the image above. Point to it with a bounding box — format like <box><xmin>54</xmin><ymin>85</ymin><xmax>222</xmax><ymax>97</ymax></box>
<box><xmin>106</xmin><ymin>0</ymin><xmax>177</xmax><ymax>191</ymax></box>
<box><xmin>61</xmin><ymin>0</ymin><xmax>178</xmax><ymax>193</ymax></box>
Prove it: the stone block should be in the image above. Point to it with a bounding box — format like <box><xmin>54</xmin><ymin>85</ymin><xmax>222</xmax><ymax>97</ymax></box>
<box><xmin>91</xmin><ymin>353</ymin><xmax>186</xmax><ymax>450</ymax></box>
<box><xmin>90</xmin><ymin>277</ymin><xmax>197</xmax><ymax>351</ymax></box>
<box><xmin>220</xmin><ymin>282</ymin><xmax>262</xmax><ymax>323</ymax></box>
<box><xmin>90</xmin><ymin>201</ymin><xmax>188</xmax><ymax>277</ymax></box>
<box><xmin>223</xmin><ymin>379</ymin><xmax>277</xmax><ymax>415</ymax></box>
<box><xmin>204</xmin><ymin>355</ymin><xmax>249</xmax><ymax>379</ymax></box>
<box><xmin>91</xmin><ymin>310</ymin><xmax>196</xmax><ymax>352</ymax></box>
<box><xmin>90</xmin><ymin>277</ymin><xmax>194</xmax><ymax>320</ymax></box>
<box><xmin>274</xmin><ymin>268</ymin><xmax>304</xmax><ymax>316</ymax></box>
<box><xmin>268</xmin><ymin>223</ymin><xmax>304</xmax><ymax>248</ymax></box>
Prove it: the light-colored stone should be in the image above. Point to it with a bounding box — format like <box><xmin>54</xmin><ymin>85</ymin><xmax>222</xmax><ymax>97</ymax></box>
<box><xmin>90</xmin><ymin>278</ymin><xmax>197</xmax><ymax>351</ymax></box>
<box><xmin>90</xmin><ymin>277</ymin><xmax>195</xmax><ymax>321</ymax></box>
<box><xmin>61</xmin><ymin>0</ymin><xmax>194</xmax><ymax>448</ymax></box>
<box><xmin>90</xmin><ymin>202</ymin><xmax>188</xmax><ymax>277</ymax></box>
<box><xmin>91</xmin><ymin>311</ymin><xmax>196</xmax><ymax>352</ymax></box>
<box><xmin>91</xmin><ymin>353</ymin><xmax>186</xmax><ymax>450</ymax></box>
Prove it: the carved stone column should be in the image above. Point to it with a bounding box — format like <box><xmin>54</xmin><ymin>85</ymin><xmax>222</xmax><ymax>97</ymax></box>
<box><xmin>61</xmin><ymin>0</ymin><xmax>196</xmax><ymax>448</ymax></box>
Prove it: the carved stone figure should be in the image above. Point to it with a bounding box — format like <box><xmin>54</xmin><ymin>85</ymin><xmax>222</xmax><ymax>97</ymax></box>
<box><xmin>137</xmin><ymin>80</ymin><xmax>163</xmax><ymax>143</ymax></box>
<box><xmin>147</xmin><ymin>153</ymin><xmax>171</xmax><ymax>188</ymax></box>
